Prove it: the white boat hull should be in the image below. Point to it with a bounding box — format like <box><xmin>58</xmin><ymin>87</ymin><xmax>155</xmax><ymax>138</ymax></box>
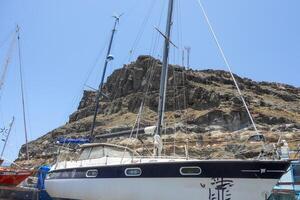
<box><xmin>45</xmin><ymin>155</ymin><xmax>289</xmax><ymax>200</ymax></box>
<box><xmin>46</xmin><ymin>177</ymin><xmax>278</xmax><ymax>200</ymax></box>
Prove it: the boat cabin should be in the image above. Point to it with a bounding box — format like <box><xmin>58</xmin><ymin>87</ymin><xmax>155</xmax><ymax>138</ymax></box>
<box><xmin>77</xmin><ymin>143</ymin><xmax>138</xmax><ymax>160</ymax></box>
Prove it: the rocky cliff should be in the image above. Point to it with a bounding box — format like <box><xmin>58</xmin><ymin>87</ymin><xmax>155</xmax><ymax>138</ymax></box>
<box><xmin>16</xmin><ymin>55</ymin><xmax>300</xmax><ymax>167</ymax></box>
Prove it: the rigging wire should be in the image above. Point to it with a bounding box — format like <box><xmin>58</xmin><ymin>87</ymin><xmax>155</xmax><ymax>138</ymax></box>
<box><xmin>84</xmin><ymin>36</ymin><xmax>110</xmax><ymax>89</ymax></box>
<box><xmin>59</xmin><ymin>31</ymin><xmax>111</xmax><ymax>124</ymax></box>
<box><xmin>170</xmin><ymin>1</ymin><xmax>179</xmax><ymax>134</ymax></box>
<box><xmin>118</xmin><ymin>54</ymin><xmax>160</xmax><ymax>151</ymax></box>
<box><xmin>177</xmin><ymin>0</ymin><xmax>184</xmax><ymax>55</ymax></box>
<box><xmin>165</xmin><ymin>0</ymin><xmax>190</xmax><ymax>141</ymax></box>
<box><xmin>122</xmin><ymin>62</ymin><xmax>168</xmax><ymax>155</ymax></box>
<box><xmin>174</xmin><ymin>0</ymin><xmax>181</xmax><ymax>65</ymax></box>
<box><xmin>121</xmin><ymin>57</ymin><xmax>157</xmax><ymax>156</ymax></box>
<box><xmin>66</xmin><ymin>0</ymin><xmax>140</xmax><ymax>123</ymax></box>
<box><xmin>176</xmin><ymin>0</ymin><xmax>189</xmax><ymax>133</ymax></box>
<box><xmin>0</xmin><ymin>29</ymin><xmax>18</xmax><ymax>126</ymax></box>
<box><xmin>22</xmin><ymin>63</ymin><xmax>32</xmax><ymax>145</ymax></box>
<box><xmin>16</xmin><ymin>26</ymin><xmax>29</xmax><ymax>160</ymax></box>
<box><xmin>195</xmin><ymin>0</ymin><xmax>261</xmax><ymax>137</ymax></box>
<box><xmin>125</xmin><ymin>0</ymin><xmax>158</xmax><ymax>63</ymax></box>
<box><xmin>109</xmin><ymin>1</ymin><xmax>166</xmax><ymax>115</ymax></box>
<box><xmin>149</xmin><ymin>0</ymin><xmax>167</xmax><ymax>56</ymax></box>
<box><xmin>120</xmin><ymin>1</ymin><xmax>180</xmax><ymax>155</ymax></box>
<box><xmin>121</xmin><ymin>2</ymin><xmax>171</xmax><ymax>156</ymax></box>
<box><xmin>120</xmin><ymin>102</ymin><xmax>143</xmax><ymax>163</ymax></box>
<box><xmin>0</xmin><ymin>29</ymin><xmax>18</xmax><ymax>97</ymax></box>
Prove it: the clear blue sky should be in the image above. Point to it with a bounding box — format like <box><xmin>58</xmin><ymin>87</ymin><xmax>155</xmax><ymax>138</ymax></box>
<box><xmin>0</xmin><ymin>0</ymin><xmax>299</xmax><ymax>161</ymax></box>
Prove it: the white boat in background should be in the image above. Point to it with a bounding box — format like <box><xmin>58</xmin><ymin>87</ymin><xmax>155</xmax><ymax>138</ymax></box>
<box><xmin>45</xmin><ymin>0</ymin><xmax>290</xmax><ymax>199</ymax></box>
<box><xmin>268</xmin><ymin>161</ymin><xmax>300</xmax><ymax>200</ymax></box>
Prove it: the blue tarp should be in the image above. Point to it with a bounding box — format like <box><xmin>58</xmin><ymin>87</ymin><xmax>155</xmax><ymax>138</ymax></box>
<box><xmin>37</xmin><ymin>165</ymin><xmax>50</xmax><ymax>190</ymax></box>
<box><xmin>37</xmin><ymin>165</ymin><xmax>53</xmax><ymax>200</ymax></box>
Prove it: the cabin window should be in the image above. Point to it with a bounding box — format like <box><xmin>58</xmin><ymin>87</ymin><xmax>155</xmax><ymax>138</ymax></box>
<box><xmin>125</xmin><ymin>168</ymin><xmax>142</xmax><ymax>177</ymax></box>
<box><xmin>79</xmin><ymin>147</ymin><xmax>92</xmax><ymax>160</ymax></box>
<box><xmin>86</xmin><ymin>169</ymin><xmax>98</xmax><ymax>178</ymax></box>
<box><xmin>180</xmin><ymin>167</ymin><xmax>202</xmax><ymax>175</ymax></box>
<box><xmin>103</xmin><ymin>147</ymin><xmax>121</xmax><ymax>157</ymax></box>
<box><xmin>293</xmin><ymin>165</ymin><xmax>300</xmax><ymax>182</ymax></box>
<box><xmin>79</xmin><ymin>145</ymin><xmax>134</xmax><ymax>160</ymax></box>
<box><xmin>89</xmin><ymin>146</ymin><xmax>104</xmax><ymax>159</ymax></box>
<box><xmin>103</xmin><ymin>147</ymin><xmax>132</xmax><ymax>158</ymax></box>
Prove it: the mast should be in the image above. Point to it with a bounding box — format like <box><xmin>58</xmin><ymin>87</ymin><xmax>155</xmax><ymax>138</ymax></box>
<box><xmin>154</xmin><ymin>0</ymin><xmax>175</xmax><ymax>156</ymax></box>
<box><xmin>90</xmin><ymin>16</ymin><xmax>120</xmax><ymax>139</ymax></box>
<box><xmin>17</xmin><ymin>26</ymin><xmax>29</xmax><ymax>160</ymax></box>
<box><xmin>0</xmin><ymin>117</ymin><xmax>15</xmax><ymax>158</ymax></box>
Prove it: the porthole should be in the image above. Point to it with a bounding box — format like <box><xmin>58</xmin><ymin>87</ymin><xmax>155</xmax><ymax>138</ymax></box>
<box><xmin>86</xmin><ymin>169</ymin><xmax>98</xmax><ymax>178</ymax></box>
<box><xmin>125</xmin><ymin>168</ymin><xmax>142</xmax><ymax>177</ymax></box>
<box><xmin>180</xmin><ymin>166</ymin><xmax>202</xmax><ymax>176</ymax></box>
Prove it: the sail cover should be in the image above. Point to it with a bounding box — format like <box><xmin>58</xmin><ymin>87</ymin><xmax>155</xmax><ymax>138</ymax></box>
<box><xmin>57</xmin><ymin>138</ymin><xmax>90</xmax><ymax>144</ymax></box>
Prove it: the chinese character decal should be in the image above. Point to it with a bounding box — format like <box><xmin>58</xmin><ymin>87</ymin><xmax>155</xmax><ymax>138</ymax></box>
<box><xmin>208</xmin><ymin>178</ymin><xmax>234</xmax><ymax>200</ymax></box>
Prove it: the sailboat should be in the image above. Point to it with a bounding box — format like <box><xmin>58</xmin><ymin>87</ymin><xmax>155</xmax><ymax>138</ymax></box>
<box><xmin>0</xmin><ymin>166</ymin><xmax>33</xmax><ymax>186</ymax></box>
<box><xmin>45</xmin><ymin>1</ymin><xmax>290</xmax><ymax>200</ymax></box>
<box><xmin>0</xmin><ymin>26</ymin><xmax>34</xmax><ymax>186</ymax></box>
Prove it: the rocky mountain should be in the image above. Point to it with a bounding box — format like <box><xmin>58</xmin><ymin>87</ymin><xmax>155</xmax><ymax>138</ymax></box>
<box><xmin>16</xmin><ymin>55</ymin><xmax>300</xmax><ymax>167</ymax></box>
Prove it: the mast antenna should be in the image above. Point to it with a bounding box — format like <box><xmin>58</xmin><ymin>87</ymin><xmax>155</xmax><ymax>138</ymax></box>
<box><xmin>113</xmin><ymin>13</ymin><xmax>124</xmax><ymax>22</ymax></box>
<box><xmin>17</xmin><ymin>25</ymin><xmax>29</xmax><ymax>160</ymax></box>
<box><xmin>154</xmin><ymin>0</ymin><xmax>175</xmax><ymax>156</ymax></box>
<box><xmin>89</xmin><ymin>15</ymin><xmax>121</xmax><ymax>139</ymax></box>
